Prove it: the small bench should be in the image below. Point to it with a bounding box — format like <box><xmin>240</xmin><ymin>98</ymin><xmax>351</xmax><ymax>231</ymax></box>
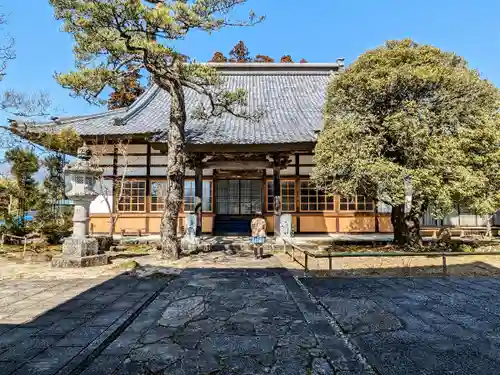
<box><xmin>459</xmin><ymin>227</ymin><xmax>488</xmax><ymax>239</ymax></box>
<box><xmin>120</xmin><ymin>228</ymin><xmax>145</xmax><ymax>237</ymax></box>
<box><xmin>420</xmin><ymin>228</ymin><xmax>438</xmax><ymax>238</ymax></box>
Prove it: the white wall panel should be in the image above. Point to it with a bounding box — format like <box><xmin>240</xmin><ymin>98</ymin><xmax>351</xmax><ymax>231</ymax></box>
<box><xmin>124</xmin><ymin>144</ymin><xmax>147</xmax><ymax>153</ymax></box>
<box><xmin>117</xmin><ymin>166</ymin><xmax>146</xmax><ymax>176</ymax></box>
<box><xmin>97</xmin><ymin>155</ymin><xmax>114</xmax><ymax>166</ymax></box>
<box><xmin>281</xmin><ymin>166</ymin><xmax>295</xmax><ymax>176</ymax></box>
<box><xmin>151</xmin><ymin>155</ymin><xmax>168</xmax><ymax>165</ymax></box>
<box><xmin>102</xmin><ymin>167</ymin><xmax>114</xmax><ymax>176</ymax></box>
<box><xmin>442</xmin><ymin>210</ymin><xmax>459</xmax><ymax>226</ymax></box>
<box><xmin>299</xmin><ymin>155</ymin><xmax>314</xmax><ymax>164</ymax></box>
<box><xmin>89</xmin><ymin>144</ymin><xmax>114</xmax><ymax>155</ymax></box>
<box><xmin>474</xmin><ymin>215</ymin><xmax>490</xmax><ymax>227</ymax></box>
<box><xmin>299</xmin><ymin>166</ymin><xmax>314</xmax><ymax>176</ymax></box>
<box><xmin>150</xmin><ymin>167</ymin><xmax>166</xmax><ymax>176</ymax></box>
<box><xmin>90</xmin><ymin>179</ymin><xmax>113</xmax><ymax>214</ymax></box>
<box><xmin>118</xmin><ymin>155</ymin><xmax>146</xmax><ymax>166</ymax></box>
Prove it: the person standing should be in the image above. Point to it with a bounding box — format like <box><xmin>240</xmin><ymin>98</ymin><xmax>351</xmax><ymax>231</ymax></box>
<box><xmin>250</xmin><ymin>211</ymin><xmax>267</xmax><ymax>259</ymax></box>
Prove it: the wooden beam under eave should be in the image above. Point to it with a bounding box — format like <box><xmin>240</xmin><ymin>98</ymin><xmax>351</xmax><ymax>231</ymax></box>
<box><xmin>185</xmin><ymin>142</ymin><xmax>316</xmax><ymax>153</ymax></box>
<box><xmin>204</xmin><ymin>160</ymin><xmax>270</xmax><ymax>169</ymax></box>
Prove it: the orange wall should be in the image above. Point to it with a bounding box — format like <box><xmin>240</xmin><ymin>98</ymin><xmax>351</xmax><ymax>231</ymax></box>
<box><xmin>378</xmin><ymin>216</ymin><xmax>393</xmax><ymax>233</ymax></box>
<box><xmin>299</xmin><ymin>216</ymin><xmax>337</xmax><ymax>233</ymax></box>
<box><xmin>90</xmin><ymin>217</ymin><xmax>110</xmax><ymax>234</ymax></box>
<box><xmin>115</xmin><ymin>217</ymin><xmax>147</xmax><ymax>233</ymax></box>
<box><xmin>90</xmin><ymin>213</ymin><xmax>391</xmax><ymax>234</ymax></box>
<box><xmin>338</xmin><ymin>217</ymin><xmax>375</xmax><ymax>232</ymax></box>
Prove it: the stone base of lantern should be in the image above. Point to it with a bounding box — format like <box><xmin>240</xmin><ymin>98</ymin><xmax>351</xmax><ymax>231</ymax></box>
<box><xmin>52</xmin><ymin>254</ymin><xmax>109</xmax><ymax>268</ymax></box>
<box><xmin>52</xmin><ymin>237</ymin><xmax>108</xmax><ymax>268</ymax></box>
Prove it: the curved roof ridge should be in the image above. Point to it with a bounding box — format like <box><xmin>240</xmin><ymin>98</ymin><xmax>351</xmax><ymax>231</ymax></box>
<box><xmin>207</xmin><ymin>62</ymin><xmax>343</xmax><ymax>69</ymax></box>
<box><xmin>121</xmin><ymin>84</ymin><xmax>163</xmax><ymax>123</ymax></box>
<box><xmin>34</xmin><ymin>107</ymin><xmax>126</xmax><ymax>127</ymax></box>
<box><xmin>122</xmin><ymin>81</ymin><xmax>160</xmax><ymax>115</ymax></box>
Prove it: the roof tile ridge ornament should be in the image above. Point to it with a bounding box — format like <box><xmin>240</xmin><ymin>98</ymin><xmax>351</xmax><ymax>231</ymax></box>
<box><xmin>113</xmin><ymin>117</ymin><xmax>124</xmax><ymax>126</ymax></box>
<box><xmin>336</xmin><ymin>57</ymin><xmax>346</xmax><ymax>72</ymax></box>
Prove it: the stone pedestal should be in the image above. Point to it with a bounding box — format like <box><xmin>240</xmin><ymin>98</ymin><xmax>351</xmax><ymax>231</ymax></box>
<box><xmin>52</xmin><ymin>237</ymin><xmax>108</xmax><ymax>268</ymax></box>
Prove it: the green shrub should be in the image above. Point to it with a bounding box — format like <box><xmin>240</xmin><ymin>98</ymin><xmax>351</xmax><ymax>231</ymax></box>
<box><xmin>37</xmin><ymin>211</ymin><xmax>73</xmax><ymax>245</ymax></box>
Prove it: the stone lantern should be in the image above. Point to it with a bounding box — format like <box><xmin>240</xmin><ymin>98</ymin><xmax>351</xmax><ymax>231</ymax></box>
<box><xmin>52</xmin><ymin>143</ymin><xmax>108</xmax><ymax>267</ymax></box>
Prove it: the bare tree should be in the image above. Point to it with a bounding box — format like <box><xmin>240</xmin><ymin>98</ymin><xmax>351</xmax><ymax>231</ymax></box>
<box><xmin>0</xmin><ymin>13</ymin><xmax>15</xmax><ymax>82</ymax></box>
<box><xmin>90</xmin><ymin>137</ymin><xmax>144</xmax><ymax>236</ymax></box>
<box><xmin>0</xmin><ymin>12</ymin><xmax>53</xmax><ymax>148</ymax></box>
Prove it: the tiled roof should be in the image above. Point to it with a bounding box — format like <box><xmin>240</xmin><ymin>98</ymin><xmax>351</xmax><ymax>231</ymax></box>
<box><xmin>27</xmin><ymin>63</ymin><xmax>341</xmax><ymax>145</ymax></box>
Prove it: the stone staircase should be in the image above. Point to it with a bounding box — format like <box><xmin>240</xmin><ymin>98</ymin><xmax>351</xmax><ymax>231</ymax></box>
<box><xmin>207</xmin><ymin>236</ymin><xmax>275</xmax><ymax>253</ymax></box>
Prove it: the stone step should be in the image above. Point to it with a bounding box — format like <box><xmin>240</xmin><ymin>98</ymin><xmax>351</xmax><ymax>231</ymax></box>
<box><xmin>210</xmin><ymin>241</ymin><xmax>274</xmax><ymax>252</ymax></box>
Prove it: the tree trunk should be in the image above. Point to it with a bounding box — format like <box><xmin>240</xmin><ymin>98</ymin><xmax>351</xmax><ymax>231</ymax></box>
<box><xmin>391</xmin><ymin>204</ymin><xmax>422</xmax><ymax>249</ymax></box>
<box><xmin>108</xmin><ymin>215</ymin><xmax>117</xmax><ymax>237</ymax></box>
<box><xmin>159</xmin><ymin>76</ymin><xmax>187</xmax><ymax>259</ymax></box>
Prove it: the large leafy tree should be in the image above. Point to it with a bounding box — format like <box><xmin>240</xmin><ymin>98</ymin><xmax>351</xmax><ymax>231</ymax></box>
<box><xmin>49</xmin><ymin>0</ymin><xmax>263</xmax><ymax>258</ymax></box>
<box><xmin>313</xmin><ymin>39</ymin><xmax>500</xmax><ymax>248</ymax></box>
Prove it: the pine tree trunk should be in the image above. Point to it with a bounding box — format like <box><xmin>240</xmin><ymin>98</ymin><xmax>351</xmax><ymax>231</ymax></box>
<box><xmin>158</xmin><ymin>76</ymin><xmax>187</xmax><ymax>259</ymax></box>
<box><xmin>391</xmin><ymin>204</ymin><xmax>422</xmax><ymax>249</ymax></box>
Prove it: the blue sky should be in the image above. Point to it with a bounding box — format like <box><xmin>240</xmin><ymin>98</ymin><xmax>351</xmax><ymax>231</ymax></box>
<box><xmin>1</xmin><ymin>0</ymin><xmax>500</xmax><ymax>130</ymax></box>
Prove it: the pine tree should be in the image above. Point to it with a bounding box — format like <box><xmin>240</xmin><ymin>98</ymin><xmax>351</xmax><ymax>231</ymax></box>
<box><xmin>50</xmin><ymin>0</ymin><xmax>263</xmax><ymax>258</ymax></box>
<box><xmin>4</xmin><ymin>147</ymin><xmax>39</xmax><ymax>231</ymax></box>
<box><xmin>229</xmin><ymin>40</ymin><xmax>252</xmax><ymax>62</ymax></box>
<box><xmin>209</xmin><ymin>52</ymin><xmax>228</xmax><ymax>63</ymax></box>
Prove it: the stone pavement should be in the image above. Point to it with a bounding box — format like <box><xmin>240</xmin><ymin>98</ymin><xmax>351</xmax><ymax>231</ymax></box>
<box><xmin>302</xmin><ymin>277</ymin><xmax>500</xmax><ymax>375</ymax></box>
<box><xmin>76</xmin><ymin>267</ymin><xmax>366</xmax><ymax>375</ymax></box>
<box><xmin>0</xmin><ymin>274</ymin><xmax>171</xmax><ymax>375</ymax></box>
<box><xmin>2</xmin><ymin>253</ymin><xmax>500</xmax><ymax>375</ymax></box>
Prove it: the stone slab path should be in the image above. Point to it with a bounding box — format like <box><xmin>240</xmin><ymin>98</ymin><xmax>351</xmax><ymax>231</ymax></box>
<box><xmin>303</xmin><ymin>277</ymin><xmax>500</xmax><ymax>375</ymax></box>
<box><xmin>2</xmin><ymin>253</ymin><xmax>500</xmax><ymax>375</ymax></box>
<box><xmin>0</xmin><ymin>274</ymin><xmax>170</xmax><ymax>375</ymax></box>
<box><xmin>76</xmin><ymin>267</ymin><xmax>366</xmax><ymax>375</ymax></box>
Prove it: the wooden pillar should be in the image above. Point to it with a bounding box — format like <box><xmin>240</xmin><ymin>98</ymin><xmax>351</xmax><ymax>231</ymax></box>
<box><xmin>270</xmin><ymin>153</ymin><xmax>290</xmax><ymax>237</ymax></box>
<box><xmin>145</xmin><ymin>144</ymin><xmax>151</xmax><ymax>234</ymax></box>
<box><xmin>188</xmin><ymin>153</ymin><xmax>205</xmax><ymax>238</ymax></box>
<box><xmin>194</xmin><ymin>164</ymin><xmax>203</xmax><ymax>237</ymax></box>
<box><xmin>273</xmin><ymin>161</ymin><xmax>281</xmax><ymax>237</ymax></box>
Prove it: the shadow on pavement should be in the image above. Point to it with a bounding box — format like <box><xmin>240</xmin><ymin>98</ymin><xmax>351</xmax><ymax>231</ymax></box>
<box><xmin>0</xmin><ymin>262</ymin><xmax>500</xmax><ymax>375</ymax></box>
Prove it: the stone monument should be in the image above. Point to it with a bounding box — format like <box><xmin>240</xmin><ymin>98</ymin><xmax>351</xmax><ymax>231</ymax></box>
<box><xmin>52</xmin><ymin>143</ymin><xmax>108</xmax><ymax>267</ymax></box>
<box><xmin>180</xmin><ymin>213</ymin><xmax>200</xmax><ymax>252</ymax></box>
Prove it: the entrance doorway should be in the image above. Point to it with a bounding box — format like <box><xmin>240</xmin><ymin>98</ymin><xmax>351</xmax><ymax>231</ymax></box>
<box><xmin>214</xmin><ymin>179</ymin><xmax>263</xmax><ymax>235</ymax></box>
